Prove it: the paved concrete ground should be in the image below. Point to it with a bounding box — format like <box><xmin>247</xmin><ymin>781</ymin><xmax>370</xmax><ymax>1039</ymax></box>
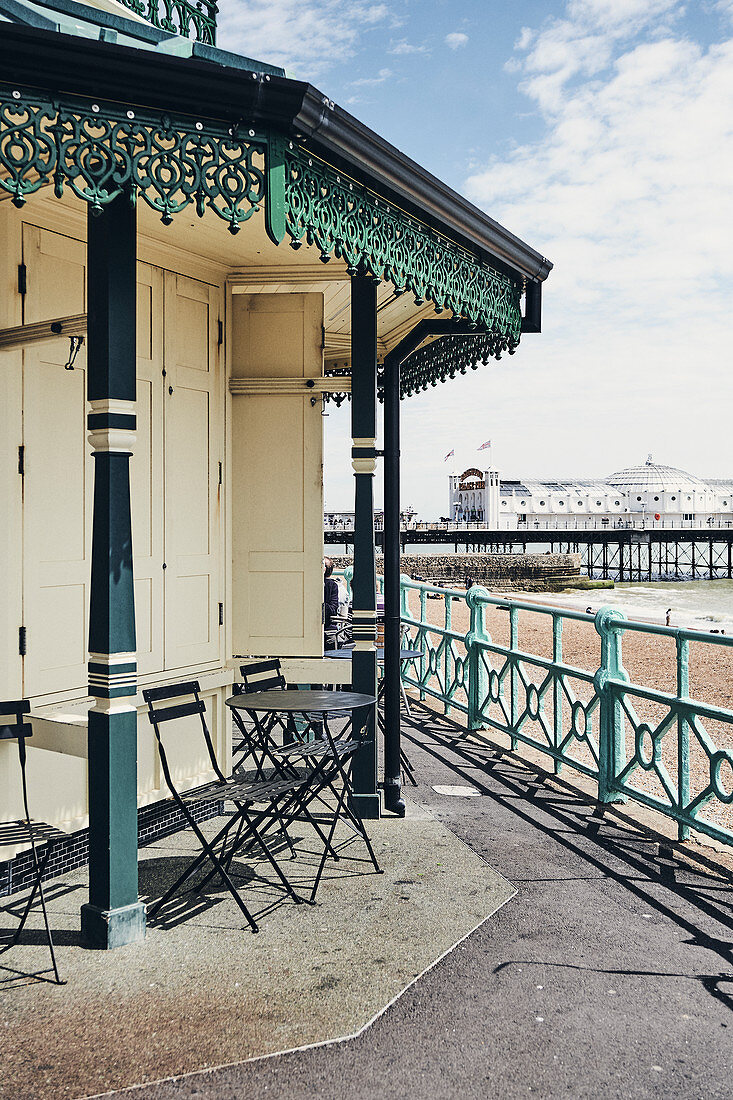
<box><xmin>104</xmin><ymin>705</ymin><xmax>733</xmax><ymax>1100</ymax></box>
<box><xmin>1</xmin><ymin>788</ymin><xmax>512</xmax><ymax>1099</ymax></box>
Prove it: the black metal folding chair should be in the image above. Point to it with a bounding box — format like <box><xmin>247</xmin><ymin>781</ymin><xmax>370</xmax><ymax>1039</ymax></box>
<box><xmin>231</xmin><ymin>665</ymin><xmax>381</xmax><ymax>902</ymax></box>
<box><xmin>143</xmin><ymin>681</ymin><xmax>326</xmax><ymax>933</ymax></box>
<box><xmin>0</xmin><ymin>700</ymin><xmax>65</xmax><ymax>984</ymax></box>
<box><xmin>231</xmin><ymin>659</ymin><xmax>314</xmax><ymax>773</ymax></box>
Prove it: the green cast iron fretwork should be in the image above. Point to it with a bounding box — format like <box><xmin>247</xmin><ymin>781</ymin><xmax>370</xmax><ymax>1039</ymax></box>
<box><xmin>117</xmin><ymin>0</ymin><xmax>218</xmax><ymax>44</ymax></box>
<box><xmin>0</xmin><ymin>88</ymin><xmax>523</xmax><ymax>369</ymax></box>
<box><xmin>398</xmin><ymin>331</ymin><xmax>516</xmax><ymax>399</ymax></box>
<box><xmin>326</xmin><ymin>332</ymin><xmax>514</xmax><ymax>403</ymax></box>
<box><xmin>284</xmin><ymin>145</ymin><xmax>523</xmax><ymax>344</ymax></box>
<box><xmin>0</xmin><ymin>90</ymin><xmax>264</xmax><ymax>231</ymax></box>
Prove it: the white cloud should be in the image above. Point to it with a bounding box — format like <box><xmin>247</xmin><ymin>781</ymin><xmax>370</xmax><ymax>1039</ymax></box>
<box><xmin>218</xmin><ymin>0</ymin><xmax>389</xmax><ymax>79</ymax></box>
<box><xmin>388</xmin><ymin>38</ymin><xmax>428</xmax><ymax>55</ymax></box>
<box><xmin>445</xmin><ymin>32</ymin><xmax>469</xmax><ymax>49</ymax></box>
<box><xmin>350</xmin><ymin>67</ymin><xmax>393</xmax><ymax>87</ymax></box>
<box><xmin>459</xmin><ymin>2</ymin><xmax>733</xmax><ymax>487</ymax></box>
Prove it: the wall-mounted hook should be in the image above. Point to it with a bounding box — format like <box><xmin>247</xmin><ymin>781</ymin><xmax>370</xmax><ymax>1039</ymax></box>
<box><xmin>64</xmin><ymin>334</ymin><xmax>84</xmax><ymax>370</ymax></box>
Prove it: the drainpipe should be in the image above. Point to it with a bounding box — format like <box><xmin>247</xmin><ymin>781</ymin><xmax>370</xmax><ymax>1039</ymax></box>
<box><xmin>382</xmin><ymin>320</ymin><xmax>489</xmax><ymax>816</ymax></box>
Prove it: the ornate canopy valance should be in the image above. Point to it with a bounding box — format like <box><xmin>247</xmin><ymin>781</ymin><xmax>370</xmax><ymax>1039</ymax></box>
<box><xmin>0</xmin><ymin>85</ymin><xmax>524</xmax><ymax>390</ymax></box>
<box><xmin>116</xmin><ymin>0</ymin><xmax>218</xmax><ymax>44</ymax></box>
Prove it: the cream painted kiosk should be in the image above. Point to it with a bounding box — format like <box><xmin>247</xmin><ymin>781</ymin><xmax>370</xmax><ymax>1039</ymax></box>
<box><xmin>0</xmin><ymin>2</ymin><xmax>549</xmax><ymax>946</ymax></box>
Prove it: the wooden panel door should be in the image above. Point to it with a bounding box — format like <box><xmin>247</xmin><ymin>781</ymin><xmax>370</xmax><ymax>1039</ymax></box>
<box><xmin>230</xmin><ymin>293</ymin><xmax>324</xmax><ymax>657</ymax></box>
<box><xmin>22</xmin><ymin>224</ymin><xmax>90</xmax><ymax>697</ymax></box>
<box><xmin>131</xmin><ymin>262</ymin><xmax>164</xmax><ymax>675</ymax></box>
<box><xmin>163</xmin><ymin>273</ymin><xmax>222</xmax><ymax>669</ymax></box>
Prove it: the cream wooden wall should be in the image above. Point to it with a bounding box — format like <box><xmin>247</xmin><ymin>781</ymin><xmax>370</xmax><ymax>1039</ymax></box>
<box><xmin>0</xmin><ymin>207</ymin><xmax>229</xmax><ymax>835</ymax></box>
<box><xmin>1</xmin><ymin>221</ymin><xmax>224</xmax><ymax>700</ymax></box>
<box><xmin>229</xmin><ymin>292</ymin><xmax>324</xmax><ymax>657</ymax></box>
<box><xmin>0</xmin><ymin>202</ymin><xmax>328</xmax><ymax>837</ymax></box>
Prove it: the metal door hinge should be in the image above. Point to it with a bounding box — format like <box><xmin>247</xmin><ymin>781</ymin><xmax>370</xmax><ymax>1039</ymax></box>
<box><xmin>18</xmin><ymin>264</ymin><xmax>27</xmax><ymax>297</ymax></box>
<box><xmin>218</xmin><ymin>602</ymin><xmax>224</xmax><ymax>626</ymax></box>
<box><xmin>217</xmin><ymin>319</ymin><xmax>223</xmax><ymax>347</ymax></box>
<box><xmin>18</xmin><ymin>445</ymin><xmax>24</xmax><ymax>476</ymax></box>
<box><xmin>19</xmin><ymin>626</ymin><xmax>26</xmax><ymax>656</ymax></box>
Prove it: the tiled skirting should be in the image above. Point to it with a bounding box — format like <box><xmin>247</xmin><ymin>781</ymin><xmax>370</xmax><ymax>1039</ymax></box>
<box><xmin>0</xmin><ymin>797</ymin><xmax>224</xmax><ymax>898</ymax></box>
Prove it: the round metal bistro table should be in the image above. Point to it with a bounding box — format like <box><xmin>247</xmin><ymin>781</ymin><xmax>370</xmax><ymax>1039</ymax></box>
<box><xmin>225</xmin><ymin>689</ymin><xmax>380</xmax><ymax>902</ymax></box>
<box><xmin>227</xmin><ymin>688</ymin><xmax>376</xmax><ymax>716</ymax></box>
<box><xmin>225</xmin><ymin>689</ymin><xmax>377</xmax><ymax>777</ymax></box>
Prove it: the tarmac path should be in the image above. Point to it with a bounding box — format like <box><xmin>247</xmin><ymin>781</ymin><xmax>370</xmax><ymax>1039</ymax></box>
<box><xmin>110</xmin><ymin>706</ymin><xmax>733</xmax><ymax>1100</ymax></box>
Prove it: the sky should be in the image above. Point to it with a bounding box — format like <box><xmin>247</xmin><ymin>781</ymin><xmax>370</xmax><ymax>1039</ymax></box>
<box><xmin>218</xmin><ymin>0</ymin><xmax>733</xmax><ymax>519</ymax></box>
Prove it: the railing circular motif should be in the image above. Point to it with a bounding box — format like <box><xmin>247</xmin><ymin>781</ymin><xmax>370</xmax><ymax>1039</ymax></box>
<box><xmin>710</xmin><ymin>750</ymin><xmax>733</xmax><ymax>805</ymax></box>
<box><xmin>571</xmin><ymin>701</ymin><xmax>586</xmax><ymax>739</ymax></box>
<box><xmin>635</xmin><ymin>723</ymin><xmax>657</xmax><ymax>771</ymax></box>
<box><xmin>489</xmin><ymin>670</ymin><xmax>501</xmax><ymax>702</ymax></box>
<box><xmin>527</xmin><ymin>684</ymin><xmax>540</xmax><ymax>720</ymax></box>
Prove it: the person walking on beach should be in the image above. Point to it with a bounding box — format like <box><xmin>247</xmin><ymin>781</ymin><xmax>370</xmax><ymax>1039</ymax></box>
<box><xmin>666</xmin><ymin>608</ymin><xmax>672</xmax><ymax>626</ymax></box>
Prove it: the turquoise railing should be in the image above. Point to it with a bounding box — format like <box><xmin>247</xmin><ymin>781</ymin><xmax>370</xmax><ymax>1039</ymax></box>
<box><xmin>398</xmin><ymin>578</ymin><xmax>733</xmax><ymax>847</ymax></box>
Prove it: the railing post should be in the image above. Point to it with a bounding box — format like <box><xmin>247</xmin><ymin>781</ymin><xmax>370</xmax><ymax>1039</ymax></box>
<box><xmin>467</xmin><ymin>586</ymin><xmax>490</xmax><ymax>732</ymax></box>
<box><xmin>399</xmin><ymin>574</ymin><xmax>411</xmax><ymax>626</ymax></box>
<box><xmin>509</xmin><ymin>605</ymin><xmax>519</xmax><ymax>749</ymax></box>
<box><xmin>552</xmin><ymin>613</ymin><xmax>563</xmax><ymax>774</ymax></box>
<box><xmin>676</xmin><ymin>635</ymin><xmax>691</xmax><ymax>840</ymax></box>
<box><xmin>594</xmin><ymin>608</ymin><xmax>628</xmax><ymax>804</ymax></box>
<box><xmin>419</xmin><ymin>585</ymin><xmax>428</xmax><ymax>700</ymax></box>
<box><xmin>444</xmin><ymin>591</ymin><xmax>452</xmax><ymax>715</ymax></box>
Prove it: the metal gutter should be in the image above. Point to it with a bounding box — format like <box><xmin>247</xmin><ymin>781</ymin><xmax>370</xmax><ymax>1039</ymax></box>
<box><xmin>294</xmin><ymin>93</ymin><xmax>552</xmax><ymax>284</ymax></box>
<box><xmin>0</xmin><ymin>24</ymin><xmax>551</xmax><ymax>285</ymax></box>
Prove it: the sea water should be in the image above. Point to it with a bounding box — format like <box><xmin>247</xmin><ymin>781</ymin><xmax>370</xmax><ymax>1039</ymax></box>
<box><xmin>530</xmin><ymin>579</ymin><xmax>733</xmax><ymax>633</ymax></box>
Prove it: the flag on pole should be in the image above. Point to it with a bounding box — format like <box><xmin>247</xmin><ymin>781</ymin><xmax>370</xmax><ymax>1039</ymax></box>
<box><xmin>444</xmin><ymin>449</ymin><xmax>455</xmax><ymax>462</ymax></box>
<box><xmin>478</xmin><ymin>440</ymin><xmax>492</xmax><ymax>451</ymax></box>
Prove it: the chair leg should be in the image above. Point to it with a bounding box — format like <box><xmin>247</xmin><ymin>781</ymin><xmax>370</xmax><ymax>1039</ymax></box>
<box><xmin>239</xmin><ymin>806</ymin><xmax>306</xmax><ymax>905</ymax></box>
<box><xmin>17</xmin><ymin>745</ymin><xmax>65</xmax><ymax>984</ymax></box>
<box><xmin>149</xmin><ymin>811</ymin><xmax>258</xmax><ymax>932</ymax></box>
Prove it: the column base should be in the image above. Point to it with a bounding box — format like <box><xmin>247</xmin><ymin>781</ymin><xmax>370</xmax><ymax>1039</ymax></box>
<box><xmin>382</xmin><ymin>784</ymin><xmax>406</xmax><ymax>817</ymax></box>
<box><xmin>349</xmin><ymin>792</ymin><xmax>381</xmax><ymax>820</ymax></box>
<box><xmin>81</xmin><ymin>901</ymin><xmax>146</xmax><ymax>949</ymax></box>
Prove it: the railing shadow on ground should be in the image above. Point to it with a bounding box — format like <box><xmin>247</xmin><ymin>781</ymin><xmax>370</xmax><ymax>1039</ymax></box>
<box><xmin>399</xmin><ymin>701</ymin><xmax>733</xmax><ymax>1014</ymax></box>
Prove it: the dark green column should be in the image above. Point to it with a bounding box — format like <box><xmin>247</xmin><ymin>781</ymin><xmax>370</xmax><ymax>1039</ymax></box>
<box><xmin>80</xmin><ymin>196</ymin><xmax>145</xmax><ymax>949</ymax></box>
<box><xmin>350</xmin><ymin>274</ymin><xmax>380</xmax><ymax>819</ymax></box>
<box><xmin>382</xmin><ymin>353</ymin><xmax>405</xmax><ymax>815</ymax></box>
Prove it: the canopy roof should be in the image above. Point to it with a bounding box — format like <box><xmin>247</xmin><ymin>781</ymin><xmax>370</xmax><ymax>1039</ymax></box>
<box><xmin>0</xmin><ymin>8</ymin><xmax>552</xmax><ymax>395</ymax></box>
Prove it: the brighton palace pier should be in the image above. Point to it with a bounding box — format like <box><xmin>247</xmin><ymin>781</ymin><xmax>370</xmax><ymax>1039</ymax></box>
<box><xmin>449</xmin><ymin>456</ymin><xmax>733</xmax><ymax>530</ymax></box>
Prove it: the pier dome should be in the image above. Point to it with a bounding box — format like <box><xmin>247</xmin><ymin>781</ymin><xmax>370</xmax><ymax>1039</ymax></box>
<box><xmin>606</xmin><ymin>457</ymin><xmax>705</xmax><ymax>495</ymax></box>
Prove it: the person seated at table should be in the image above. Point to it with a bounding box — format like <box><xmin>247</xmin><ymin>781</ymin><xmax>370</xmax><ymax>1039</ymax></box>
<box><xmin>323</xmin><ymin>557</ymin><xmax>339</xmax><ymax>643</ymax></box>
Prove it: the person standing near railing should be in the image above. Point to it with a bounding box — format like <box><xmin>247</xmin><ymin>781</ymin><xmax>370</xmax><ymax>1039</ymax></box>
<box><xmin>323</xmin><ymin>557</ymin><xmax>339</xmax><ymax>643</ymax></box>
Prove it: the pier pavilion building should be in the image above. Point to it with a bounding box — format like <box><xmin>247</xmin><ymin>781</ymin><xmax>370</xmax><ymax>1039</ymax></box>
<box><xmin>449</xmin><ymin>457</ymin><xmax>733</xmax><ymax>529</ymax></box>
<box><xmin>0</xmin><ymin>0</ymin><xmax>550</xmax><ymax>945</ymax></box>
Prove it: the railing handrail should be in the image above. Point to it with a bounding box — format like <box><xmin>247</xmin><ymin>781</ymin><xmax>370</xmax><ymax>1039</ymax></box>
<box><xmin>400</xmin><ymin>577</ymin><xmax>733</xmax><ymax>645</ymax></box>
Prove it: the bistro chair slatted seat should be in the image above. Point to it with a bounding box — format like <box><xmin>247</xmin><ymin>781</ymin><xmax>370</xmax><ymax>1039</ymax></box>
<box><xmin>228</xmin><ymin>665</ymin><xmax>382</xmax><ymax>902</ymax></box>
<box><xmin>0</xmin><ymin>700</ymin><xmax>65</xmax><ymax>984</ymax></box>
<box><xmin>143</xmin><ymin>681</ymin><xmax>326</xmax><ymax>933</ymax></box>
